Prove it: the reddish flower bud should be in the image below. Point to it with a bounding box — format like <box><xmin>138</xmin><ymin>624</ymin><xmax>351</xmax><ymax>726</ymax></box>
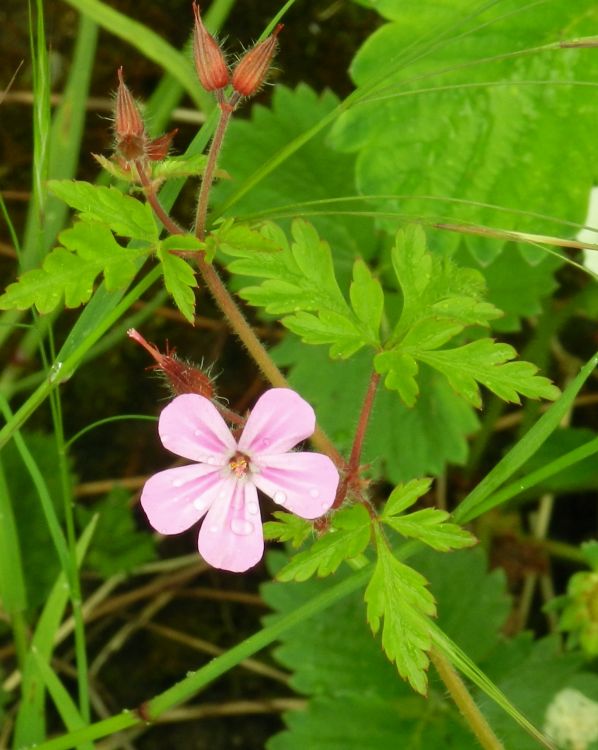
<box><xmin>146</xmin><ymin>129</ymin><xmax>179</xmax><ymax>161</ymax></box>
<box><xmin>115</xmin><ymin>67</ymin><xmax>146</xmax><ymax>161</ymax></box>
<box><xmin>128</xmin><ymin>328</ymin><xmax>214</xmax><ymax>399</ymax></box>
<box><xmin>231</xmin><ymin>25</ymin><xmax>282</xmax><ymax>97</ymax></box>
<box><xmin>193</xmin><ymin>3</ymin><xmax>229</xmax><ymax>92</ymax></box>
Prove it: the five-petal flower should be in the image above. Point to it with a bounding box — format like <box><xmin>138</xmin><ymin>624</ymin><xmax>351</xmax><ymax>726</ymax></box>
<box><xmin>140</xmin><ymin>388</ymin><xmax>339</xmax><ymax>572</ymax></box>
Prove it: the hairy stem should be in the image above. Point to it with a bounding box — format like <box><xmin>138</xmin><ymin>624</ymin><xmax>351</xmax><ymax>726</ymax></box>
<box><xmin>430</xmin><ymin>649</ymin><xmax>504</xmax><ymax>750</ymax></box>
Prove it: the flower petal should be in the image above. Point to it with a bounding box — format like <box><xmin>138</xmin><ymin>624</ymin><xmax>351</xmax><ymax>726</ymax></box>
<box><xmin>238</xmin><ymin>388</ymin><xmax>316</xmax><ymax>456</ymax></box>
<box><xmin>158</xmin><ymin>394</ymin><xmax>236</xmax><ymax>463</ymax></box>
<box><xmin>252</xmin><ymin>452</ymin><xmax>339</xmax><ymax>519</ymax></box>
<box><xmin>197</xmin><ymin>479</ymin><xmax>264</xmax><ymax>572</ymax></box>
<box><xmin>140</xmin><ymin>464</ymin><xmax>226</xmax><ymax>534</ymax></box>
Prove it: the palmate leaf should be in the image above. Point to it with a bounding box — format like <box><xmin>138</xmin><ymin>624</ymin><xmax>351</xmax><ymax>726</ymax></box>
<box><xmin>331</xmin><ymin>0</ymin><xmax>598</xmax><ymax>264</ymax></box>
<box><xmin>365</xmin><ymin>533</ymin><xmax>436</xmax><ymax>694</ymax></box>
<box><xmin>49</xmin><ymin>180</ymin><xmax>158</xmax><ymax>241</ymax></box>
<box><xmin>219</xmin><ymin>219</ymin><xmax>384</xmax><ymax>357</ymax></box>
<box><xmin>275</xmin><ymin>505</ymin><xmax>372</xmax><ymax>582</ymax></box>
<box><xmin>376</xmin><ymin>226</ymin><xmax>560</xmax><ymax>408</ymax></box>
<box><xmin>0</xmin><ymin>221</ymin><xmax>149</xmax><ymax>313</ymax></box>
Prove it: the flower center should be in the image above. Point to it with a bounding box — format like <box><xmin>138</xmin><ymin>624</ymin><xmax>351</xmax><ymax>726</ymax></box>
<box><xmin>228</xmin><ymin>451</ymin><xmax>251</xmax><ymax>479</ymax></box>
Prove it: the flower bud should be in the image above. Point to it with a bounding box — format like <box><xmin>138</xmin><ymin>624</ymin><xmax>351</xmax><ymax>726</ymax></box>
<box><xmin>128</xmin><ymin>328</ymin><xmax>214</xmax><ymax>398</ymax></box>
<box><xmin>193</xmin><ymin>3</ymin><xmax>229</xmax><ymax>92</ymax></box>
<box><xmin>115</xmin><ymin>67</ymin><xmax>146</xmax><ymax>161</ymax></box>
<box><xmin>231</xmin><ymin>25</ymin><xmax>282</xmax><ymax>97</ymax></box>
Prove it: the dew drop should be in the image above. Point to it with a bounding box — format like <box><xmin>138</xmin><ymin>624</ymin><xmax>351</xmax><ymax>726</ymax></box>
<box><xmin>194</xmin><ymin>429</ymin><xmax>203</xmax><ymax>437</ymax></box>
<box><xmin>209</xmin><ymin>524</ymin><xmax>219</xmax><ymax>533</ymax></box>
<box><xmin>320</xmin><ymin>501</ymin><xmax>330</xmax><ymax>511</ymax></box>
<box><xmin>273</xmin><ymin>490</ymin><xmax>287</xmax><ymax>506</ymax></box>
<box><xmin>247</xmin><ymin>501</ymin><xmax>259</xmax><ymax>515</ymax></box>
<box><xmin>309</xmin><ymin>487</ymin><xmax>320</xmax><ymax>498</ymax></box>
<box><xmin>231</xmin><ymin>519</ymin><xmax>254</xmax><ymax>536</ymax></box>
<box><xmin>206</xmin><ymin>455</ymin><xmax>217</xmax><ymax>465</ymax></box>
<box><xmin>193</xmin><ymin>498</ymin><xmax>205</xmax><ymax>510</ymax></box>
<box><xmin>172</xmin><ymin>478</ymin><xmax>185</xmax><ymax>488</ymax></box>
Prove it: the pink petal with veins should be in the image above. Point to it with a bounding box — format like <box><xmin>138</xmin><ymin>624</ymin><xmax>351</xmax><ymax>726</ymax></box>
<box><xmin>158</xmin><ymin>393</ymin><xmax>236</xmax><ymax>463</ymax></box>
<box><xmin>140</xmin><ymin>463</ymin><xmax>225</xmax><ymax>534</ymax></box>
<box><xmin>238</xmin><ymin>388</ymin><xmax>315</xmax><ymax>456</ymax></box>
<box><xmin>252</xmin><ymin>452</ymin><xmax>339</xmax><ymax>519</ymax></box>
<box><xmin>197</xmin><ymin>479</ymin><xmax>264</xmax><ymax>572</ymax></box>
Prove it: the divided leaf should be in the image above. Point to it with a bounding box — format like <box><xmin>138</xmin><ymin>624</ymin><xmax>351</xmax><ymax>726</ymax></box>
<box><xmin>157</xmin><ymin>241</ymin><xmax>198</xmax><ymax>324</ymax></box>
<box><xmin>384</xmin><ymin>509</ymin><xmax>476</xmax><ymax>552</ymax></box>
<box><xmin>276</xmin><ymin>505</ymin><xmax>371</xmax><ymax>582</ymax></box>
<box><xmin>376</xmin><ymin>226</ymin><xmax>560</xmax><ymax>408</ymax></box>
<box><xmin>49</xmin><ymin>180</ymin><xmax>158</xmax><ymax>241</ymax></box>
<box><xmin>0</xmin><ymin>222</ymin><xmax>148</xmax><ymax>313</ymax></box>
<box><xmin>219</xmin><ymin>218</ymin><xmax>384</xmax><ymax>357</ymax></box>
<box><xmin>365</xmin><ymin>533</ymin><xmax>436</xmax><ymax>694</ymax></box>
<box><xmin>263</xmin><ymin>511</ymin><xmax>313</xmax><ymax>549</ymax></box>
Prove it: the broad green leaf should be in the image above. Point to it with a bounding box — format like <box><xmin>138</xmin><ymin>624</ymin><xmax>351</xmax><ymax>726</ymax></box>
<box><xmin>374</xmin><ymin>349</ymin><xmax>420</xmax><ymax>406</ymax></box>
<box><xmin>49</xmin><ymin>180</ymin><xmax>158</xmax><ymax>241</ymax></box>
<box><xmin>157</xmin><ymin>242</ymin><xmax>198</xmax><ymax>323</ymax></box>
<box><xmin>384</xmin><ymin>509</ymin><xmax>476</xmax><ymax>551</ymax></box>
<box><xmin>331</xmin><ymin>1</ymin><xmax>598</xmax><ymax>263</ymax></box>
<box><xmin>365</xmin><ymin>533</ymin><xmax>436</xmax><ymax>694</ymax></box>
<box><xmin>384</xmin><ymin>478</ymin><xmax>433</xmax><ymax>517</ymax></box>
<box><xmin>284</xmin><ymin>309</ymin><xmax>366</xmax><ymax>358</ymax></box>
<box><xmin>263</xmin><ymin>511</ymin><xmax>313</xmax><ymax>549</ymax></box>
<box><xmin>276</xmin><ymin>505</ymin><xmax>372</xmax><ymax>582</ymax></box>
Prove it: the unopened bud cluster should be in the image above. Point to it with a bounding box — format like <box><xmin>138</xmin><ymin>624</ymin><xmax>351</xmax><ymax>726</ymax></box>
<box><xmin>193</xmin><ymin>2</ymin><xmax>281</xmax><ymax>100</ymax></box>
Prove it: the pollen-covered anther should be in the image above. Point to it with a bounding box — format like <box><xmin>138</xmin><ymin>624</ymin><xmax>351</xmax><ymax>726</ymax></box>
<box><xmin>231</xmin><ymin>24</ymin><xmax>283</xmax><ymax>97</ymax></box>
<box><xmin>192</xmin><ymin>2</ymin><xmax>230</xmax><ymax>92</ymax></box>
<box><xmin>229</xmin><ymin>452</ymin><xmax>250</xmax><ymax>479</ymax></box>
<box><xmin>115</xmin><ymin>67</ymin><xmax>146</xmax><ymax>161</ymax></box>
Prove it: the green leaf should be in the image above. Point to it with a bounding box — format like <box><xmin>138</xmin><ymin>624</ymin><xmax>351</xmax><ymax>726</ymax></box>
<box><xmin>49</xmin><ymin>179</ymin><xmax>158</xmax><ymax>241</ymax></box>
<box><xmin>220</xmin><ymin>219</ymin><xmax>377</xmax><ymax>358</ymax></box>
<box><xmin>0</xmin><ymin>221</ymin><xmax>148</xmax><ymax>313</ymax></box>
<box><xmin>263</xmin><ymin>511</ymin><xmax>313</xmax><ymax>549</ymax></box>
<box><xmin>384</xmin><ymin>478</ymin><xmax>433</xmax><ymax>516</ymax></box>
<box><xmin>364</xmin><ymin>533</ymin><xmax>436</xmax><ymax>694</ymax></box>
<box><xmin>415</xmin><ymin>339</ymin><xmax>561</xmax><ymax>407</ymax></box>
<box><xmin>157</xmin><ymin>242</ymin><xmax>198</xmax><ymax>323</ymax></box>
<box><xmin>331</xmin><ymin>1</ymin><xmax>598</xmax><ymax>263</ymax></box>
<box><xmin>212</xmin><ymin>84</ymin><xmax>374</xmax><ymax>272</ymax></box>
<box><xmin>349</xmin><ymin>259</ymin><xmax>384</xmax><ymax>345</ymax></box>
<box><xmin>384</xmin><ymin>509</ymin><xmax>476</xmax><ymax>552</ymax></box>
<box><xmin>152</xmin><ymin>152</ymin><xmax>209</xmax><ymax>180</ymax></box>
<box><xmin>273</xmin><ymin>338</ymin><xmax>479</xmax><ymax>483</ymax></box>
<box><xmin>276</xmin><ymin>505</ymin><xmax>372</xmax><ymax>582</ymax></box>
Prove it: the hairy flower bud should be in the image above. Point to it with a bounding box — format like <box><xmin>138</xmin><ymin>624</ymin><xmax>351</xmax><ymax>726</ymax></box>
<box><xmin>231</xmin><ymin>25</ymin><xmax>282</xmax><ymax>97</ymax></box>
<box><xmin>193</xmin><ymin>3</ymin><xmax>229</xmax><ymax>92</ymax></box>
<box><xmin>128</xmin><ymin>328</ymin><xmax>214</xmax><ymax>398</ymax></box>
<box><xmin>115</xmin><ymin>67</ymin><xmax>146</xmax><ymax>161</ymax></box>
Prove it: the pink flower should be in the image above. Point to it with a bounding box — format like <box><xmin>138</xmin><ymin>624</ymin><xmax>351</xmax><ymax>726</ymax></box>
<box><xmin>141</xmin><ymin>388</ymin><xmax>339</xmax><ymax>572</ymax></box>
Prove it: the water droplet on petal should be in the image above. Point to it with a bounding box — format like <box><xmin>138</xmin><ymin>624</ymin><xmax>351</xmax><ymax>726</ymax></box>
<box><xmin>172</xmin><ymin>478</ymin><xmax>185</xmax><ymax>488</ymax></box>
<box><xmin>247</xmin><ymin>501</ymin><xmax>259</xmax><ymax>515</ymax></box>
<box><xmin>273</xmin><ymin>490</ymin><xmax>287</xmax><ymax>505</ymax></box>
<box><xmin>206</xmin><ymin>455</ymin><xmax>217</xmax><ymax>464</ymax></box>
<box><xmin>309</xmin><ymin>488</ymin><xmax>319</xmax><ymax>498</ymax></box>
<box><xmin>193</xmin><ymin>498</ymin><xmax>205</xmax><ymax>510</ymax></box>
<box><xmin>209</xmin><ymin>524</ymin><xmax>219</xmax><ymax>533</ymax></box>
<box><xmin>194</xmin><ymin>429</ymin><xmax>203</xmax><ymax>437</ymax></box>
<box><xmin>231</xmin><ymin>519</ymin><xmax>254</xmax><ymax>536</ymax></box>
<box><xmin>320</xmin><ymin>501</ymin><xmax>330</xmax><ymax>511</ymax></box>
